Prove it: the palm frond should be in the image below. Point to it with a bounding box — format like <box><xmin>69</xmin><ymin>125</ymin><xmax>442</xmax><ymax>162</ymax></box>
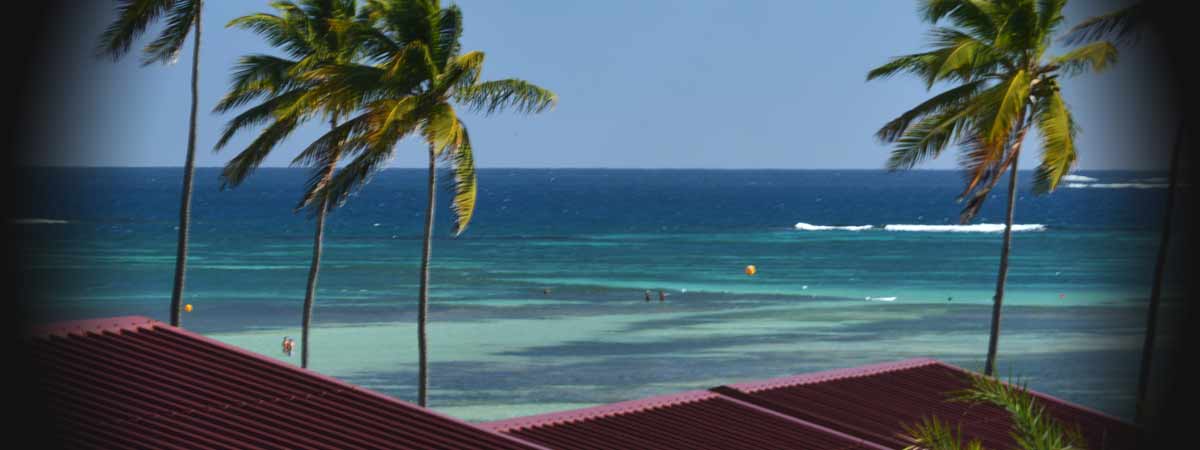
<box><xmin>141</xmin><ymin>0</ymin><xmax>199</xmax><ymax>66</ymax></box>
<box><xmin>1061</xmin><ymin>3</ymin><xmax>1144</xmax><ymax>46</ymax></box>
<box><xmin>867</xmin><ymin>52</ymin><xmax>941</xmax><ymax>83</ymax></box>
<box><xmin>220</xmin><ymin>114</ymin><xmax>301</xmax><ymax>189</ymax></box>
<box><xmin>96</xmin><ymin>0</ymin><xmax>175</xmax><ymax>61</ymax></box>
<box><xmin>1032</xmin><ymin>90</ymin><xmax>1077</xmax><ymax>194</ymax></box>
<box><xmin>877</xmin><ymin>80</ymin><xmax>987</xmax><ymax>143</ymax></box>
<box><xmin>900</xmin><ymin>415</ymin><xmax>985</xmax><ymax>450</ymax></box>
<box><xmin>214</xmin><ymin>54</ymin><xmax>304</xmax><ymax>113</ymax></box>
<box><xmin>1050</xmin><ymin>42</ymin><xmax>1118</xmax><ymax>77</ymax></box>
<box><xmin>979</xmin><ymin>69</ymin><xmax>1032</xmax><ymax>147</ymax></box>
<box><xmin>227</xmin><ymin>12</ymin><xmax>315</xmax><ymax>60</ymax></box>
<box><xmin>446</xmin><ymin>121</ymin><xmax>476</xmax><ymax>236</ymax></box>
<box><xmin>952</xmin><ymin>374</ymin><xmax>1089</xmax><ymax>450</ymax></box>
<box><xmin>886</xmin><ymin>97</ymin><xmax>984</xmax><ymax>171</ymax></box>
<box><xmin>454</xmin><ymin>79</ymin><xmax>558</xmax><ymax>115</ymax></box>
<box><xmin>214</xmin><ymin>88</ymin><xmax>308</xmax><ymax>150</ymax></box>
<box><xmin>432</xmin><ymin>4</ymin><xmax>463</xmax><ymax>65</ymax></box>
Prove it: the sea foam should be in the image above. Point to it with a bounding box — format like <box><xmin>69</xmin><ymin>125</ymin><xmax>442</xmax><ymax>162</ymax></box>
<box><xmin>794</xmin><ymin>222</ymin><xmax>874</xmax><ymax>231</ymax></box>
<box><xmin>1062</xmin><ymin>174</ymin><xmax>1099</xmax><ymax>182</ymax></box>
<box><xmin>9</xmin><ymin>218</ymin><xmax>69</xmax><ymax>225</ymax></box>
<box><xmin>883</xmin><ymin>224</ymin><xmax>1045</xmax><ymax>232</ymax></box>
<box><xmin>1066</xmin><ymin>182</ymin><xmax>1167</xmax><ymax>189</ymax></box>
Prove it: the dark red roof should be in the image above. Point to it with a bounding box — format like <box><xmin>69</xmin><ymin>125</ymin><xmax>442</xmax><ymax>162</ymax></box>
<box><xmin>483</xmin><ymin>390</ymin><xmax>888</xmax><ymax>450</ymax></box>
<box><xmin>27</xmin><ymin>316</ymin><xmax>548</xmax><ymax>450</ymax></box>
<box><xmin>717</xmin><ymin>358</ymin><xmax>1139</xmax><ymax>450</ymax></box>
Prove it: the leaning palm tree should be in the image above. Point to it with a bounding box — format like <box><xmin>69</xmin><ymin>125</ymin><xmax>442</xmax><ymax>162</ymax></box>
<box><xmin>290</xmin><ymin>0</ymin><xmax>556</xmax><ymax>406</ymax></box>
<box><xmin>1064</xmin><ymin>0</ymin><xmax>1182</xmax><ymax>426</ymax></box>
<box><xmin>868</xmin><ymin>0</ymin><xmax>1117</xmax><ymax>376</ymax></box>
<box><xmin>97</xmin><ymin>0</ymin><xmax>205</xmax><ymax>328</ymax></box>
<box><xmin>214</xmin><ymin>0</ymin><xmax>363</xmax><ymax>369</ymax></box>
<box><xmin>902</xmin><ymin>374</ymin><xmax>1087</xmax><ymax>450</ymax></box>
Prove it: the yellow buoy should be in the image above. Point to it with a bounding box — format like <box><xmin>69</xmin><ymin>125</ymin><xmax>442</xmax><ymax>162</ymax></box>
<box><xmin>745</xmin><ymin>265</ymin><xmax>757</xmax><ymax>276</ymax></box>
<box><xmin>184</xmin><ymin>304</ymin><xmax>193</xmax><ymax>313</ymax></box>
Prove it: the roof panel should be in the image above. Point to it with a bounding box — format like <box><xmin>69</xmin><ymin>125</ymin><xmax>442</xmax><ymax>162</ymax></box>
<box><xmin>720</xmin><ymin>358</ymin><xmax>1139</xmax><ymax>450</ymax></box>
<box><xmin>27</xmin><ymin>316</ymin><xmax>546</xmax><ymax>450</ymax></box>
<box><xmin>484</xmin><ymin>390</ymin><xmax>888</xmax><ymax>450</ymax></box>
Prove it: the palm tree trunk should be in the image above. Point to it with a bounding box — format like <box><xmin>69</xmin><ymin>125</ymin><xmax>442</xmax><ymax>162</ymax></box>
<box><xmin>300</xmin><ymin>119</ymin><xmax>342</xmax><ymax>369</ymax></box>
<box><xmin>170</xmin><ymin>2</ymin><xmax>202</xmax><ymax>327</ymax></box>
<box><xmin>983</xmin><ymin>123</ymin><xmax>1029</xmax><ymax>377</ymax></box>
<box><xmin>417</xmin><ymin>146</ymin><xmax>436</xmax><ymax>407</ymax></box>
<box><xmin>301</xmin><ymin>198</ymin><xmax>328</xmax><ymax>369</ymax></box>
<box><xmin>1134</xmin><ymin>120</ymin><xmax>1185</xmax><ymax>425</ymax></box>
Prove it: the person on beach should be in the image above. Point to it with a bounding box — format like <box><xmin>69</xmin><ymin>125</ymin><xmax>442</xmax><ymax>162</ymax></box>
<box><xmin>659</xmin><ymin>290</ymin><xmax>667</xmax><ymax>302</ymax></box>
<box><xmin>282</xmin><ymin>336</ymin><xmax>294</xmax><ymax>357</ymax></box>
<box><xmin>644</xmin><ymin>290</ymin><xmax>651</xmax><ymax>302</ymax></box>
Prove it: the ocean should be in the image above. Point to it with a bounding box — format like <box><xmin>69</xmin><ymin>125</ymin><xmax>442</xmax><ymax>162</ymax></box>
<box><xmin>16</xmin><ymin>168</ymin><xmax>1184</xmax><ymax>422</ymax></box>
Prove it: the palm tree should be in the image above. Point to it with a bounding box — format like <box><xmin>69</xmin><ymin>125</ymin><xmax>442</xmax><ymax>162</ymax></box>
<box><xmin>214</xmin><ymin>0</ymin><xmax>363</xmax><ymax>369</ymax></box>
<box><xmin>901</xmin><ymin>374</ymin><xmax>1087</xmax><ymax>450</ymax></box>
<box><xmin>289</xmin><ymin>0</ymin><xmax>556</xmax><ymax>406</ymax></box>
<box><xmin>1064</xmin><ymin>1</ymin><xmax>1182</xmax><ymax>426</ymax></box>
<box><xmin>867</xmin><ymin>0</ymin><xmax>1117</xmax><ymax>376</ymax></box>
<box><xmin>97</xmin><ymin>0</ymin><xmax>205</xmax><ymax>328</ymax></box>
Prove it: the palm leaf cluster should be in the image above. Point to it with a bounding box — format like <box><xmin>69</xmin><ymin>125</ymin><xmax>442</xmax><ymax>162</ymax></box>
<box><xmin>902</xmin><ymin>374</ymin><xmax>1087</xmax><ymax>450</ymax></box>
<box><xmin>97</xmin><ymin>0</ymin><xmax>202</xmax><ymax>66</ymax></box>
<box><xmin>221</xmin><ymin>0</ymin><xmax>556</xmax><ymax>233</ymax></box>
<box><xmin>869</xmin><ymin>0</ymin><xmax>1116</xmax><ymax>222</ymax></box>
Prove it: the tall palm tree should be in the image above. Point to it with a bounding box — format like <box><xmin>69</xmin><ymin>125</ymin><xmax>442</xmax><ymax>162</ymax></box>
<box><xmin>97</xmin><ymin>0</ymin><xmax>205</xmax><ymax>328</ymax></box>
<box><xmin>290</xmin><ymin>0</ymin><xmax>556</xmax><ymax>406</ymax></box>
<box><xmin>1064</xmin><ymin>1</ymin><xmax>1183</xmax><ymax>426</ymax></box>
<box><xmin>867</xmin><ymin>0</ymin><xmax>1117</xmax><ymax>376</ymax></box>
<box><xmin>214</xmin><ymin>0</ymin><xmax>363</xmax><ymax>369</ymax></box>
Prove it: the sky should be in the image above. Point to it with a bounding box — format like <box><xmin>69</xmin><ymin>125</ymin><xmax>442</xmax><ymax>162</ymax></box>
<box><xmin>22</xmin><ymin>0</ymin><xmax>1173</xmax><ymax>170</ymax></box>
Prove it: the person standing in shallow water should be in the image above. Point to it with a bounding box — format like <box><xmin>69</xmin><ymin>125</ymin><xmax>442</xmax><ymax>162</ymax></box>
<box><xmin>659</xmin><ymin>290</ymin><xmax>667</xmax><ymax>302</ymax></box>
<box><xmin>644</xmin><ymin>290</ymin><xmax>651</xmax><ymax>302</ymax></box>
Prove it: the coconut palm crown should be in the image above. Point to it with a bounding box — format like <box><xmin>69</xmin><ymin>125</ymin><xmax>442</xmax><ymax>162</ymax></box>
<box><xmin>868</xmin><ymin>0</ymin><xmax>1117</xmax><ymax>222</ymax></box>
<box><xmin>293</xmin><ymin>0</ymin><xmax>557</xmax><ymax>233</ymax></box>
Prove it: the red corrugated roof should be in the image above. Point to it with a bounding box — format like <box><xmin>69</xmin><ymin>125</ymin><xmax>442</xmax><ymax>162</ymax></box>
<box><xmin>27</xmin><ymin>316</ymin><xmax>548</xmax><ymax>450</ymax></box>
<box><xmin>483</xmin><ymin>390</ymin><xmax>889</xmax><ymax>450</ymax></box>
<box><xmin>718</xmin><ymin>358</ymin><xmax>1139</xmax><ymax>450</ymax></box>
<box><xmin>28</xmin><ymin>317</ymin><xmax>1139</xmax><ymax>450</ymax></box>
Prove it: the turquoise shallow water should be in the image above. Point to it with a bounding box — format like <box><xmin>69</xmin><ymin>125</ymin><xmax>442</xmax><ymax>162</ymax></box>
<box><xmin>17</xmin><ymin>168</ymin><xmax>1185</xmax><ymax>422</ymax></box>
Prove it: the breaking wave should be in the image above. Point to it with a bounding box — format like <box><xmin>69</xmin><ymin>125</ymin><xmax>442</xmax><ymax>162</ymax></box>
<box><xmin>9</xmin><ymin>218</ymin><xmax>69</xmax><ymax>225</ymax></box>
<box><xmin>794</xmin><ymin>222</ymin><xmax>1045</xmax><ymax>232</ymax></box>
<box><xmin>1066</xmin><ymin>182</ymin><xmax>1168</xmax><ymax>189</ymax></box>
<box><xmin>794</xmin><ymin>222</ymin><xmax>874</xmax><ymax>231</ymax></box>
<box><xmin>883</xmin><ymin>224</ymin><xmax>1045</xmax><ymax>232</ymax></box>
<box><xmin>1062</xmin><ymin>174</ymin><xmax>1099</xmax><ymax>182</ymax></box>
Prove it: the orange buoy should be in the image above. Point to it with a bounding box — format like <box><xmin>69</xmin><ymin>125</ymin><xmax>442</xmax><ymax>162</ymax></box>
<box><xmin>745</xmin><ymin>265</ymin><xmax>757</xmax><ymax>276</ymax></box>
<box><xmin>184</xmin><ymin>304</ymin><xmax>193</xmax><ymax>313</ymax></box>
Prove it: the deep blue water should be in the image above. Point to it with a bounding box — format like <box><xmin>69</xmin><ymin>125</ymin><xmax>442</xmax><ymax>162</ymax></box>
<box><xmin>15</xmin><ymin>168</ymin><xmax>1184</xmax><ymax>421</ymax></box>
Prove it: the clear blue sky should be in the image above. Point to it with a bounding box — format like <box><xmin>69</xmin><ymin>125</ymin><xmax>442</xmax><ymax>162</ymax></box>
<box><xmin>25</xmin><ymin>0</ymin><xmax>1171</xmax><ymax>169</ymax></box>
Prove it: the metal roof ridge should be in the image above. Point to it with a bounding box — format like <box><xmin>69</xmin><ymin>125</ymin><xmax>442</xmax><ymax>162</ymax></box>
<box><xmin>26</xmin><ymin>315</ymin><xmax>159</xmax><ymax>339</ymax></box>
<box><xmin>482</xmin><ymin>389</ymin><xmax>720</xmax><ymax>432</ymax></box>
<box><xmin>724</xmin><ymin>357</ymin><xmax>942</xmax><ymax>393</ymax></box>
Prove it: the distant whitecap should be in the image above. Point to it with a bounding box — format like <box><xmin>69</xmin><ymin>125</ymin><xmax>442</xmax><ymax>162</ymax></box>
<box><xmin>883</xmin><ymin>224</ymin><xmax>1045</xmax><ymax>232</ymax></box>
